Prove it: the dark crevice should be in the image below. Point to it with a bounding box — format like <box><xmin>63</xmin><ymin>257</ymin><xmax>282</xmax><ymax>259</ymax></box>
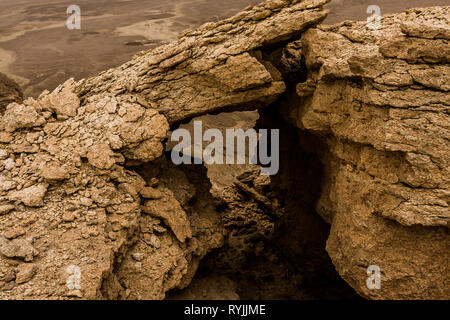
<box><xmin>105</xmin><ymin>43</ymin><xmax>360</xmax><ymax>299</ymax></box>
<box><xmin>256</xmin><ymin>104</ymin><xmax>360</xmax><ymax>299</ymax></box>
<box><xmin>165</xmin><ymin>93</ymin><xmax>360</xmax><ymax>300</ymax></box>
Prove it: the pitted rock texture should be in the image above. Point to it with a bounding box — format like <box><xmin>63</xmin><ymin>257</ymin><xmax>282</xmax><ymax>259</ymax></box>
<box><xmin>103</xmin><ymin>160</ymin><xmax>225</xmax><ymax>300</ymax></box>
<box><xmin>277</xmin><ymin>6</ymin><xmax>449</xmax><ymax>299</ymax></box>
<box><xmin>0</xmin><ymin>73</ymin><xmax>23</xmax><ymax>113</ymax></box>
<box><xmin>0</xmin><ymin>81</ymin><xmax>167</xmax><ymax>298</ymax></box>
<box><xmin>0</xmin><ymin>0</ymin><xmax>330</xmax><ymax>299</ymax></box>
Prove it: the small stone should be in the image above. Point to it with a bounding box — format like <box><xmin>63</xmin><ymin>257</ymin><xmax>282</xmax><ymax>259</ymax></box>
<box><xmin>4</xmin><ymin>227</ymin><xmax>25</xmax><ymax>240</ymax></box>
<box><xmin>77</xmin><ymin>107</ymin><xmax>86</xmax><ymax>116</ymax></box>
<box><xmin>144</xmin><ymin>234</ymin><xmax>161</xmax><ymax>249</ymax></box>
<box><xmin>62</xmin><ymin>212</ymin><xmax>76</xmax><ymax>222</ymax></box>
<box><xmin>111</xmin><ymin>222</ymin><xmax>121</xmax><ymax>232</ymax></box>
<box><xmin>87</xmin><ymin>143</ymin><xmax>116</xmax><ymax>170</ymax></box>
<box><xmin>0</xmin><ymin>236</ymin><xmax>39</xmax><ymax>262</ymax></box>
<box><xmin>153</xmin><ymin>224</ymin><xmax>167</xmax><ymax>233</ymax></box>
<box><xmin>8</xmin><ymin>183</ymin><xmax>49</xmax><ymax>207</ymax></box>
<box><xmin>15</xmin><ymin>264</ymin><xmax>37</xmax><ymax>284</ymax></box>
<box><xmin>66</xmin><ymin>290</ymin><xmax>83</xmax><ymax>298</ymax></box>
<box><xmin>0</xmin><ymin>132</ymin><xmax>13</xmax><ymax>143</ymax></box>
<box><xmin>108</xmin><ymin>231</ymin><xmax>118</xmax><ymax>240</ymax></box>
<box><xmin>106</xmin><ymin>133</ymin><xmax>123</xmax><ymax>150</ymax></box>
<box><xmin>3</xmin><ymin>281</ymin><xmax>15</xmax><ymax>291</ymax></box>
<box><xmin>141</xmin><ymin>190</ymin><xmax>192</xmax><ymax>243</ymax></box>
<box><xmin>149</xmin><ymin>178</ymin><xmax>159</xmax><ymax>187</ymax></box>
<box><xmin>80</xmin><ymin>197</ymin><xmax>93</xmax><ymax>207</ymax></box>
<box><xmin>136</xmin><ymin>96</ymin><xmax>150</xmax><ymax>108</ymax></box>
<box><xmin>0</xmin><ymin>175</ymin><xmax>17</xmax><ymax>192</ymax></box>
<box><xmin>118</xmin><ymin>106</ymin><xmax>127</xmax><ymax>117</ymax></box>
<box><xmin>3</xmin><ymin>158</ymin><xmax>15</xmax><ymax>171</ymax></box>
<box><xmin>25</xmin><ymin>132</ymin><xmax>41</xmax><ymax>144</ymax></box>
<box><xmin>0</xmin><ymin>150</ymin><xmax>9</xmax><ymax>160</ymax></box>
<box><xmin>0</xmin><ymin>103</ymin><xmax>45</xmax><ymax>133</ymax></box>
<box><xmin>41</xmin><ymin>165</ymin><xmax>70</xmax><ymax>181</ymax></box>
<box><xmin>105</xmin><ymin>100</ymin><xmax>117</xmax><ymax>114</ymax></box>
<box><xmin>4</xmin><ymin>269</ymin><xmax>16</xmax><ymax>282</ymax></box>
<box><xmin>254</xmin><ymin>175</ymin><xmax>271</xmax><ymax>192</ymax></box>
<box><xmin>134</xmin><ymin>262</ymin><xmax>142</xmax><ymax>271</ymax></box>
<box><xmin>41</xmin><ymin>84</ymin><xmax>80</xmax><ymax>117</ymax></box>
<box><xmin>131</xmin><ymin>252</ymin><xmax>144</xmax><ymax>262</ymax></box>
<box><xmin>124</xmin><ymin>104</ymin><xmax>145</xmax><ymax>122</ymax></box>
<box><xmin>23</xmin><ymin>214</ymin><xmax>38</xmax><ymax>226</ymax></box>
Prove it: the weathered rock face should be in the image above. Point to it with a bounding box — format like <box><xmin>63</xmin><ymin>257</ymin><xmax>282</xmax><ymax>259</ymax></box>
<box><xmin>0</xmin><ymin>0</ymin><xmax>330</xmax><ymax>300</ymax></box>
<box><xmin>75</xmin><ymin>0</ymin><xmax>329</xmax><ymax>125</ymax></box>
<box><xmin>0</xmin><ymin>73</ymin><xmax>23</xmax><ymax>114</ymax></box>
<box><xmin>276</xmin><ymin>6</ymin><xmax>449</xmax><ymax>299</ymax></box>
<box><xmin>0</xmin><ymin>0</ymin><xmax>448</xmax><ymax>300</ymax></box>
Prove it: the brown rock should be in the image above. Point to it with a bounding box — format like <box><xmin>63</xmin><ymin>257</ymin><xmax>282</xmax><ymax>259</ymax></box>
<box><xmin>0</xmin><ymin>0</ymin><xmax>446</xmax><ymax>301</ymax></box>
<box><xmin>8</xmin><ymin>183</ymin><xmax>49</xmax><ymax>207</ymax></box>
<box><xmin>0</xmin><ymin>204</ymin><xmax>15</xmax><ymax>215</ymax></box>
<box><xmin>139</xmin><ymin>187</ymin><xmax>162</xmax><ymax>199</ymax></box>
<box><xmin>0</xmin><ymin>236</ymin><xmax>39</xmax><ymax>262</ymax></box>
<box><xmin>74</xmin><ymin>0</ymin><xmax>329</xmax><ymax>124</ymax></box>
<box><xmin>38</xmin><ymin>80</ymin><xmax>80</xmax><ymax>117</ymax></box>
<box><xmin>62</xmin><ymin>212</ymin><xmax>76</xmax><ymax>222</ymax></box>
<box><xmin>142</xmin><ymin>188</ymin><xmax>192</xmax><ymax>243</ymax></box>
<box><xmin>15</xmin><ymin>264</ymin><xmax>37</xmax><ymax>284</ymax></box>
<box><xmin>87</xmin><ymin>143</ymin><xmax>116</xmax><ymax>170</ymax></box>
<box><xmin>41</xmin><ymin>164</ymin><xmax>70</xmax><ymax>181</ymax></box>
<box><xmin>4</xmin><ymin>227</ymin><xmax>25</xmax><ymax>240</ymax></box>
<box><xmin>0</xmin><ymin>103</ymin><xmax>45</xmax><ymax>133</ymax></box>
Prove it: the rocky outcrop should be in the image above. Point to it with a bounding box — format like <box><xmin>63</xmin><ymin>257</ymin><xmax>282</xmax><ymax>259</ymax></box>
<box><xmin>75</xmin><ymin>0</ymin><xmax>329</xmax><ymax>125</ymax></box>
<box><xmin>276</xmin><ymin>6</ymin><xmax>449</xmax><ymax>299</ymax></box>
<box><xmin>0</xmin><ymin>73</ymin><xmax>23</xmax><ymax>114</ymax></box>
<box><xmin>0</xmin><ymin>0</ymin><xmax>448</xmax><ymax>300</ymax></box>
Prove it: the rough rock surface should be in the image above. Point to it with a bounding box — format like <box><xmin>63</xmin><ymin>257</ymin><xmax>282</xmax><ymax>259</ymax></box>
<box><xmin>0</xmin><ymin>0</ymin><xmax>448</xmax><ymax>300</ymax></box>
<box><xmin>0</xmin><ymin>0</ymin><xmax>330</xmax><ymax>300</ymax></box>
<box><xmin>277</xmin><ymin>6</ymin><xmax>449</xmax><ymax>299</ymax></box>
<box><xmin>75</xmin><ymin>0</ymin><xmax>329</xmax><ymax>125</ymax></box>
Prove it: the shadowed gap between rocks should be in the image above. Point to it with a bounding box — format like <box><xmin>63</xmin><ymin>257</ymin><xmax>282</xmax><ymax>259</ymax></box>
<box><xmin>163</xmin><ymin>45</ymin><xmax>360</xmax><ymax>300</ymax></box>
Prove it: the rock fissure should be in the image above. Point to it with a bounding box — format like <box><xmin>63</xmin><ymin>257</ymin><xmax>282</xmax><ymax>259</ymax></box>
<box><xmin>0</xmin><ymin>0</ymin><xmax>448</xmax><ymax>300</ymax></box>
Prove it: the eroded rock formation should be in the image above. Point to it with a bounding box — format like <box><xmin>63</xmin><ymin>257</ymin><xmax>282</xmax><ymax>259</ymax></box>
<box><xmin>0</xmin><ymin>0</ymin><xmax>448</xmax><ymax>300</ymax></box>
<box><xmin>0</xmin><ymin>0</ymin><xmax>330</xmax><ymax>300</ymax></box>
<box><xmin>275</xmin><ymin>6</ymin><xmax>449</xmax><ymax>299</ymax></box>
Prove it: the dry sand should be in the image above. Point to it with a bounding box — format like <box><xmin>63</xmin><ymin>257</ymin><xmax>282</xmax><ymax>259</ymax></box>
<box><xmin>1</xmin><ymin>0</ymin><xmax>449</xmax><ymax>97</ymax></box>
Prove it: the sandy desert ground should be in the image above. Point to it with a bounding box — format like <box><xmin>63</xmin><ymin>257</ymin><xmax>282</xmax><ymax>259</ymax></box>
<box><xmin>1</xmin><ymin>0</ymin><xmax>449</xmax><ymax>97</ymax></box>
